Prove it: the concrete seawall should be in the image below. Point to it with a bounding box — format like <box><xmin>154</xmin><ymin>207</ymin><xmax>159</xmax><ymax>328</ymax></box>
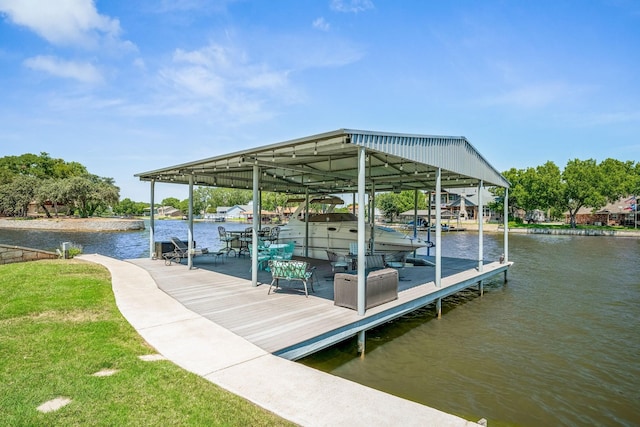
<box><xmin>0</xmin><ymin>218</ymin><xmax>145</xmax><ymax>232</ymax></box>
<box><xmin>506</xmin><ymin>227</ymin><xmax>640</xmax><ymax>237</ymax></box>
<box><xmin>395</xmin><ymin>222</ymin><xmax>640</xmax><ymax>237</ymax></box>
<box><xmin>0</xmin><ymin>244</ymin><xmax>57</xmax><ymax>265</ymax></box>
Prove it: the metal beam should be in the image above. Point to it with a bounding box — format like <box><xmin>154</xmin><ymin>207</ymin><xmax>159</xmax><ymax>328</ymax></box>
<box><xmin>478</xmin><ymin>180</ymin><xmax>483</xmax><ymax>272</ymax></box>
<box><xmin>149</xmin><ymin>180</ymin><xmax>155</xmax><ymax>260</ymax></box>
<box><xmin>188</xmin><ymin>175</ymin><xmax>194</xmax><ymax>270</ymax></box>
<box><xmin>357</xmin><ymin>147</ymin><xmax>366</xmax><ymax>316</ymax></box>
<box><xmin>252</xmin><ymin>165</ymin><xmax>259</xmax><ymax>286</ymax></box>
<box><xmin>435</xmin><ymin>168</ymin><xmax>442</xmax><ymax>288</ymax></box>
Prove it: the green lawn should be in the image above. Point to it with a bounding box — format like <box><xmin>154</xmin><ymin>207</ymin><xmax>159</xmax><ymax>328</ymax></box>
<box><xmin>0</xmin><ymin>259</ymin><xmax>294</xmax><ymax>426</ymax></box>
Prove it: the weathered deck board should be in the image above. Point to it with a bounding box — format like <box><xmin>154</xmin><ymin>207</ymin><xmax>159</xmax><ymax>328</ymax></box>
<box><xmin>128</xmin><ymin>255</ymin><xmax>509</xmax><ymax>359</ymax></box>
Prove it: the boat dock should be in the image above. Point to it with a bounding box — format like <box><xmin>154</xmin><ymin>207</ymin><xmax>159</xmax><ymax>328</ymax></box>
<box><xmin>128</xmin><ymin>254</ymin><xmax>511</xmax><ymax>360</ymax></box>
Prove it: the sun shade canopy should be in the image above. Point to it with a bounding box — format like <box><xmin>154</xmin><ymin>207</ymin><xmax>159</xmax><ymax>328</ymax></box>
<box><xmin>135</xmin><ymin>129</ymin><xmax>509</xmax><ymax>193</ymax></box>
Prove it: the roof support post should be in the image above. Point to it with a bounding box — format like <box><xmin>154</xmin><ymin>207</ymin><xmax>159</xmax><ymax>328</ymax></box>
<box><xmin>504</xmin><ymin>188</ymin><xmax>509</xmax><ymax>263</ymax></box>
<box><xmin>357</xmin><ymin>146</ymin><xmax>367</xmax><ymax>316</ymax></box>
<box><xmin>187</xmin><ymin>174</ymin><xmax>194</xmax><ymax>269</ymax></box>
<box><xmin>304</xmin><ymin>188</ymin><xmax>309</xmax><ymax>258</ymax></box>
<box><xmin>427</xmin><ymin>191</ymin><xmax>432</xmax><ymax>257</ymax></box>
<box><xmin>413</xmin><ymin>190</ymin><xmax>419</xmax><ymax>239</ymax></box>
<box><xmin>149</xmin><ymin>179</ymin><xmax>155</xmax><ymax>259</ymax></box>
<box><xmin>368</xmin><ymin>160</ymin><xmax>375</xmax><ymax>252</ymax></box>
<box><xmin>435</xmin><ymin>168</ymin><xmax>442</xmax><ymax>288</ymax></box>
<box><xmin>251</xmin><ymin>164</ymin><xmax>259</xmax><ymax>286</ymax></box>
<box><xmin>369</xmin><ymin>181</ymin><xmax>375</xmax><ymax>252</ymax></box>
<box><xmin>478</xmin><ymin>180</ymin><xmax>484</xmax><ymax>272</ymax></box>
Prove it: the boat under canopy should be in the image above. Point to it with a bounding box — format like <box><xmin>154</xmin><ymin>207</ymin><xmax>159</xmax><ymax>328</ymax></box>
<box><xmin>279</xmin><ymin>196</ymin><xmax>429</xmax><ymax>259</ymax></box>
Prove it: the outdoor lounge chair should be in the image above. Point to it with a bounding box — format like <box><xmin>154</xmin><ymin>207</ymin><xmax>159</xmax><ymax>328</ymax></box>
<box><xmin>164</xmin><ymin>237</ymin><xmax>224</xmax><ymax>265</ymax></box>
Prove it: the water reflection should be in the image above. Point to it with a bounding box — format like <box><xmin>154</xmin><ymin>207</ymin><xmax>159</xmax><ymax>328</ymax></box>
<box><xmin>301</xmin><ymin>234</ymin><xmax>640</xmax><ymax>426</ymax></box>
<box><xmin>0</xmin><ymin>220</ymin><xmax>249</xmax><ymax>259</ymax></box>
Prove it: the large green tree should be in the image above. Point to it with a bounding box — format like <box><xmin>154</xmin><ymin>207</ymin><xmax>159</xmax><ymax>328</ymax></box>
<box><xmin>0</xmin><ymin>152</ymin><xmax>87</xmax><ymax>183</ymax></box>
<box><xmin>0</xmin><ymin>175</ymin><xmax>39</xmax><ymax>216</ymax></box>
<box><xmin>376</xmin><ymin>190</ymin><xmax>426</xmax><ymax>221</ymax></box>
<box><xmin>161</xmin><ymin>197</ymin><xmax>181</xmax><ymax>209</ymax></box>
<box><xmin>193</xmin><ymin>187</ymin><xmax>252</xmax><ymax>211</ymax></box>
<box><xmin>559</xmin><ymin>159</ymin><xmax>607</xmax><ymax>228</ymax></box>
<box><xmin>113</xmin><ymin>198</ymin><xmax>149</xmax><ymax>216</ymax></box>
<box><xmin>491</xmin><ymin>162</ymin><xmax>563</xmax><ymax>219</ymax></box>
<box><xmin>261</xmin><ymin>191</ymin><xmax>290</xmax><ymax>213</ymax></box>
<box><xmin>61</xmin><ymin>175</ymin><xmax>120</xmax><ymax>218</ymax></box>
<box><xmin>0</xmin><ymin>152</ymin><xmax>111</xmax><ymax>217</ymax></box>
<box><xmin>35</xmin><ymin>179</ymin><xmax>69</xmax><ymax>217</ymax></box>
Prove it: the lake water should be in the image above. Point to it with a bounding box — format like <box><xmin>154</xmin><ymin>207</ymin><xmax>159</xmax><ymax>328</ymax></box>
<box><xmin>2</xmin><ymin>221</ymin><xmax>639</xmax><ymax>426</ymax></box>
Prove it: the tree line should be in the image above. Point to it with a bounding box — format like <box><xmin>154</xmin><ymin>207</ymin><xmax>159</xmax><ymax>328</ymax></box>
<box><xmin>0</xmin><ymin>153</ymin><xmax>119</xmax><ymax>218</ymax></box>
<box><xmin>2</xmin><ymin>153</ymin><xmax>638</xmax><ymax>227</ymax></box>
<box><xmin>490</xmin><ymin>158</ymin><xmax>640</xmax><ymax>227</ymax></box>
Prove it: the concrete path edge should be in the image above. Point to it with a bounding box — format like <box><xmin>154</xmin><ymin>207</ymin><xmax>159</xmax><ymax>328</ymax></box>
<box><xmin>79</xmin><ymin>253</ymin><xmax>479</xmax><ymax>427</ymax></box>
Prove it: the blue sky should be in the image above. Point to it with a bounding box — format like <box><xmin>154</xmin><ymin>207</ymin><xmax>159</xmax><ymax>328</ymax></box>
<box><xmin>1</xmin><ymin>0</ymin><xmax>638</xmax><ymax>202</ymax></box>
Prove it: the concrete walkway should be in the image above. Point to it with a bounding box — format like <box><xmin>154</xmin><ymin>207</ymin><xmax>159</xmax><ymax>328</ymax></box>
<box><xmin>80</xmin><ymin>254</ymin><xmax>479</xmax><ymax>427</ymax></box>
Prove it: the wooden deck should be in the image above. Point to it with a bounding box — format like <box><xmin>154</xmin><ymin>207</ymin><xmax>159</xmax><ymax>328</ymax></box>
<box><xmin>128</xmin><ymin>254</ymin><xmax>511</xmax><ymax>360</ymax></box>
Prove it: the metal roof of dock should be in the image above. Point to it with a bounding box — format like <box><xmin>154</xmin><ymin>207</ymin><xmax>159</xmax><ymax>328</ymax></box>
<box><xmin>135</xmin><ymin>128</ymin><xmax>510</xmax><ymax>193</ymax></box>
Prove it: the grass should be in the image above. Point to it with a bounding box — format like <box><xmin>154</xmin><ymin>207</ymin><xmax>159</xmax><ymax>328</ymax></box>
<box><xmin>0</xmin><ymin>259</ymin><xmax>295</xmax><ymax>426</ymax></box>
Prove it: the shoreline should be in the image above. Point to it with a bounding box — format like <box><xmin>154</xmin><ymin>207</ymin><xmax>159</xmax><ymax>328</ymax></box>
<box><xmin>0</xmin><ymin>217</ymin><xmax>145</xmax><ymax>232</ymax></box>
<box><xmin>2</xmin><ymin>217</ymin><xmax>638</xmax><ymax>238</ymax></box>
<box><xmin>393</xmin><ymin>222</ymin><xmax>640</xmax><ymax>237</ymax></box>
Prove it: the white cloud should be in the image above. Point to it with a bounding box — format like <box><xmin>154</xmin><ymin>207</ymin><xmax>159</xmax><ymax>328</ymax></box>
<box><xmin>481</xmin><ymin>82</ymin><xmax>582</xmax><ymax>108</ymax></box>
<box><xmin>23</xmin><ymin>55</ymin><xmax>103</xmax><ymax>83</ymax></box>
<box><xmin>125</xmin><ymin>42</ymin><xmax>295</xmax><ymax>123</ymax></box>
<box><xmin>0</xmin><ymin>0</ymin><xmax>133</xmax><ymax>50</ymax></box>
<box><xmin>133</xmin><ymin>57</ymin><xmax>146</xmax><ymax>71</ymax></box>
<box><xmin>155</xmin><ymin>0</ymin><xmax>233</xmax><ymax>13</ymax></box>
<box><xmin>330</xmin><ymin>0</ymin><xmax>374</xmax><ymax>13</ymax></box>
<box><xmin>312</xmin><ymin>17</ymin><xmax>330</xmax><ymax>31</ymax></box>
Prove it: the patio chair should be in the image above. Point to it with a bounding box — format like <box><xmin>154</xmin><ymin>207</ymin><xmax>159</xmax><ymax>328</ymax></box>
<box><xmin>218</xmin><ymin>226</ymin><xmax>237</xmax><ymax>256</ymax></box>
<box><xmin>384</xmin><ymin>251</ymin><xmax>408</xmax><ymax>280</ymax></box>
<box><xmin>326</xmin><ymin>250</ymin><xmax>349</xmax><ymax>274</ymax></box>
<box><xmin>271</xmin><ymin>242</ymin><xmax>295</xmax><ymax>261</ymax></box>
<box><xmin>238</xmin><ymin>226</ymin><xmax>253</xmax><ymax>257</ymax></box>
<box><xmin>264</xmin><ymin>226</ymin><xmax>281</xmax><ymax>244</ymax></box>
<box><xmin>349</xmin><ymin>242</ymin><xmax>358</xmax><ymax>257</ymax></box>
<box><xmin>249</xmin><ymin>244</ymin><xmax>271</xmax><ymax>271</ymax></box>
<box><xmin>268</xmin><ymin>259</ymin><xmax>315</xmax><ymax>297</ymax></box>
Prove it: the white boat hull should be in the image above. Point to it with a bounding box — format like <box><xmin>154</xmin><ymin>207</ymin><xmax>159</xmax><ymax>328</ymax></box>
<box><xmin>279</xmin><ymin>219</ymin><xmax>428</xmax><ymax>260</ymax></box>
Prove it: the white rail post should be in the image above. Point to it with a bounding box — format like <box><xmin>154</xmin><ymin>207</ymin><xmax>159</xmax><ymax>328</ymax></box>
<box><xmin>478</xmin><ymin>180</ymin><xmax>484</xmax><ymax>272</ymax></box>
<box><xmin>149</xmin><ymin>179</ymin><xmax>155</xmax><ymax>259</ymax></box>
<box><xmin>252</xmin><ymin>165</ymin><xmax>259</xmax><ymax>286</ymax></box>
<box><xmin>435</xmin><ymin>168</ymin><xmax>442</xmax><ymax>288</ymax></box>
<box><xmin>357</xmin><ymin>330</ymin><xmax>365</xmax><ymax>356</ymax></box>
<box><xmin>504</xmin><ymin>188</ymin><xmax>509</xmax><ymax>282</ymax></box>
<box><xmin>357</xmin><ymin>147</ymin><xmax>367</xmax><ymax>315</ymax></box>
<box><xmin>188</xmin><ymin>175</ymin><xmax>194</xmax><ymax>270</ymax></box>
